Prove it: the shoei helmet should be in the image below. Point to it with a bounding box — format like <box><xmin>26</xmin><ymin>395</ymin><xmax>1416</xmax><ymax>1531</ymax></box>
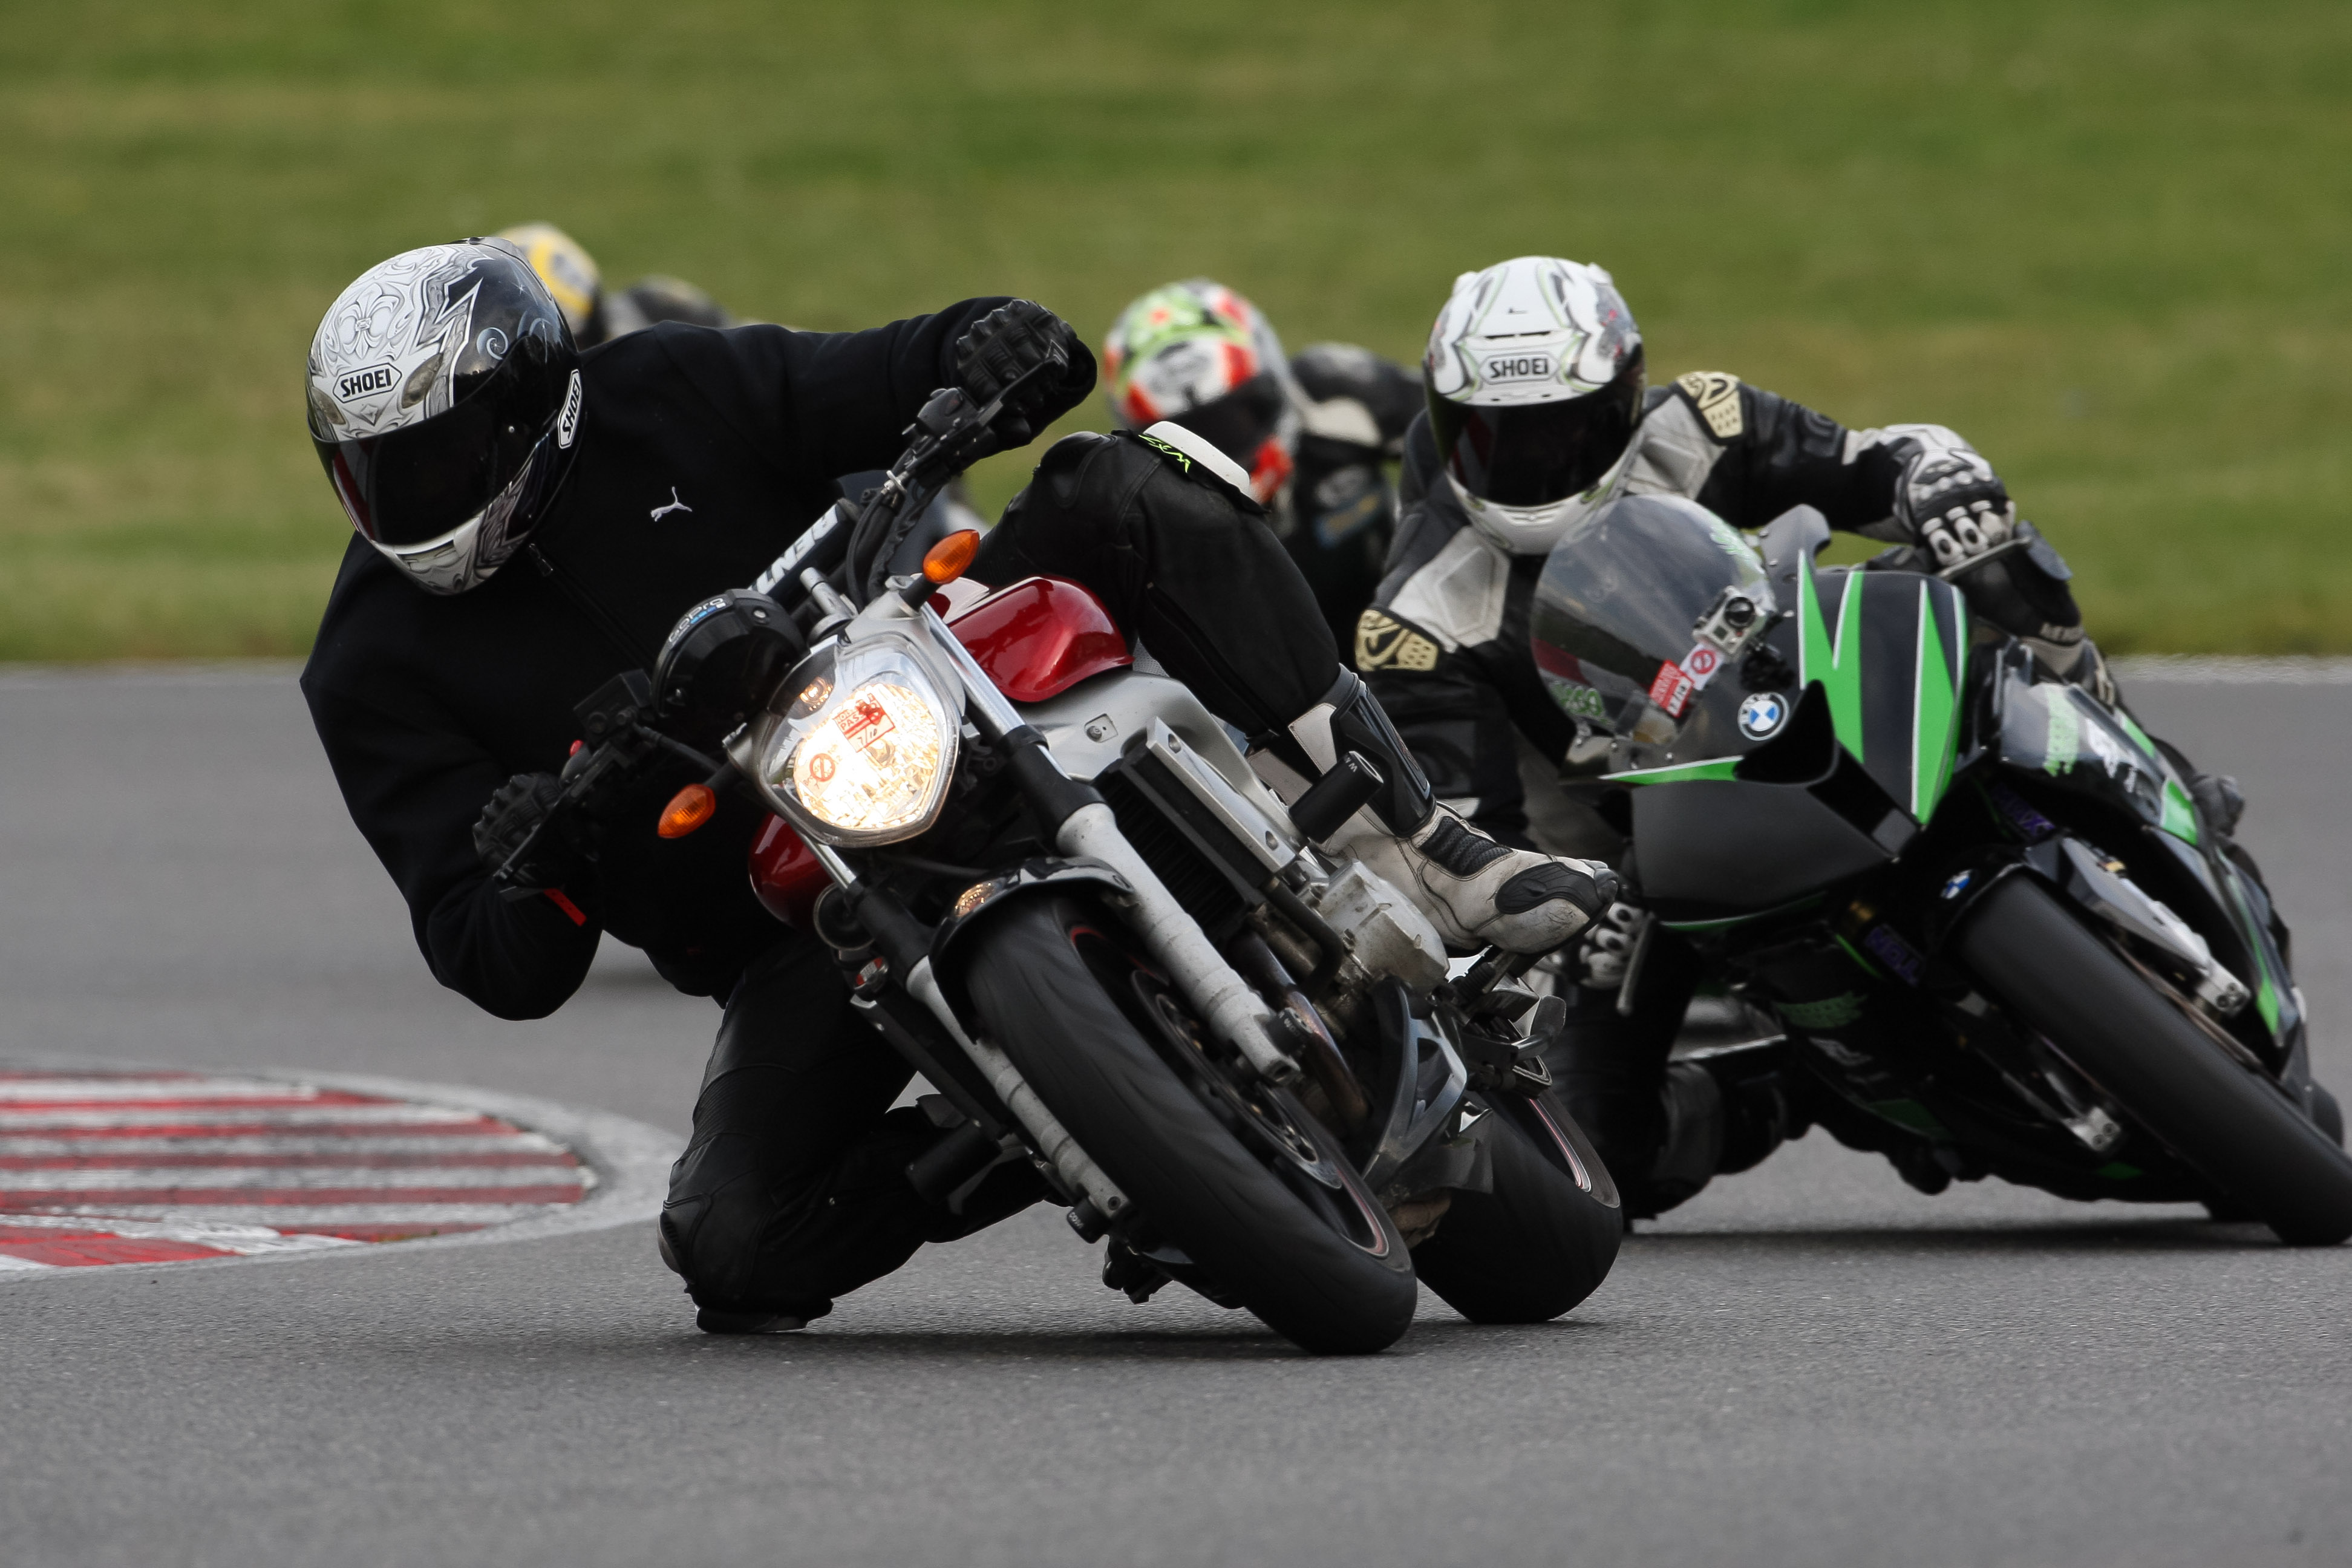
<box><xmin>1424</xmin><ymin>256</ymin><xmax>1645</xmax><ymax>554</ymax></box>
<box><xmin>1103</xmin><ymin>279</ymin><xmax>1299</xmax><ymax>503</ymax></box>
<box><xmin>498</xmin><ymin>221</ymin><xmax>606</xmax><ymax>342</ymax></box>
<box><xmin>306</xmin><ymin>240</ymin><xmax>583</xmax><ymax>595</ymax></box>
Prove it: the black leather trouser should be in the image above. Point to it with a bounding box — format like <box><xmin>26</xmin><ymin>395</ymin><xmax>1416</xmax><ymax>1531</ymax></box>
<box><xmin>972</xmin><ymin>433</ymin><xmax>1342</xmax><ymax>740</ymax></box>
<box><xmin>657</xmin><ymin>933</ymin><xmax>1042</xmax><ymax>1320</ymax></box>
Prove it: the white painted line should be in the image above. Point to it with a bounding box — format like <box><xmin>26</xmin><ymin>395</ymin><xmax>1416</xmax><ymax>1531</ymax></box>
<box><xmin>0</xmin><ymin>1254</ymin><xmax>56</xmax><ymax>1272</ymax></box>
<box><xmin>0</xmin><ymin>1104</ymin><xmax>492</xmax><ymax>1131</ymax></box>
<box><xmin>0</xmin><ymin>1133</ymin><xmax>571</xmax><ymax>1156</ymax></box>
<box><xmin>0</xmin><ymin>1212</ymin><xmax>364</xmax><ymax>1252</ymax></box>
<box><xmin>0</xmin><ymin>1079</ymin><xmax>331</xmax><ymax>1102</ymax></box>
<box><xmin>0</xmin><ymin>1166</ymin><xmax>593</xmax><ymax>1192</ymax></box>
<box><xmin>16</xmin><ymin>1201</ymin><xmax>579</xmax><ymax>1228</ymax></box>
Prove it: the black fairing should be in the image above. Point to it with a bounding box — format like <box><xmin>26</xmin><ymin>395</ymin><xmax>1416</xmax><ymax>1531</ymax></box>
<box><xmin>1632</xmin><ymin>776</ymin><xmax>1890</xmax><ymax>916</ymax></box>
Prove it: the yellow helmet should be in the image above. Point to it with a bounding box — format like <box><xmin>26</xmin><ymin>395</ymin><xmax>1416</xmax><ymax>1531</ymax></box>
<box><xmin>496</xmin><ymin>223</ymin><xmax>603</xmax><ymax>340</ymax></box>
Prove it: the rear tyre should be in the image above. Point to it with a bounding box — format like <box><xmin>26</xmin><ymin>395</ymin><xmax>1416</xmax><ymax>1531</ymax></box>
<box><xmin>962</xmin><ymin>895</ymin><xmax>1417</xmax><ymax>1354</ymax></box>
<box><xmin>1411</xmin><ymin>1089</ymin><xmax>1623</xmax><ymax>1323</ymax></box>
<box><xmin>1958</xmin><ymin>875</ymin><xmax>2352</xmax><ymax>1246</ymax></box>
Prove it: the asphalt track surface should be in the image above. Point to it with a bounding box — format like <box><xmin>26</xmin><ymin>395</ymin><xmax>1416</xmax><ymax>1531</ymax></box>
<box><xmin>2</xmin><ymin>663</ymin><xmax>2348</xmax><ymax>1568</ymax></box>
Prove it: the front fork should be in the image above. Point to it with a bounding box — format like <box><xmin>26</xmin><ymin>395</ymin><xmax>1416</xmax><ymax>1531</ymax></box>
<box><xmin>786</xmin><ymin>599</ymin><xmax>1309</xmax><ymax>1238</ymax></box>
<box><xmin>917</xmin><ymin>603</ymin><xmax>1304</xmax><ymax>1090</ymax></box>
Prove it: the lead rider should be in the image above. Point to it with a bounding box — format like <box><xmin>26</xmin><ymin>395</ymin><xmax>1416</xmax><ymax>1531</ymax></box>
<box><xmin>299</xmin><ymin>240</ymin><xmax>1611</xmax><ymax>1333</ymax></box>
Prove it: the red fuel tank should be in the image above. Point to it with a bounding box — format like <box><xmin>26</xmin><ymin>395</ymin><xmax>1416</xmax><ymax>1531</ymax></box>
<box><xmin>938</xmin><ymin>575</ymin><xmax>1131</xmax><ymax>702</ymax></box>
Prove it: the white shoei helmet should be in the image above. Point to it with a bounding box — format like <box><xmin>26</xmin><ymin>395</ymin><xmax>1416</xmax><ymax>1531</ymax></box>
<box><xmin>306</xmin><ymin>240</ymin><xmax>583</xmax><ymax>594</ymax></box>
<box><xmin>1423</xmin><ymin>256</ymin><xmax>1645</xmax><ymax>554</ymax></box>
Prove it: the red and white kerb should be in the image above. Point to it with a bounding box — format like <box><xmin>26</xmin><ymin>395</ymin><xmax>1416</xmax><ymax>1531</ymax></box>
<box><xmin>0</xmin><ymin>1070</ymin><xmax>590</xmax><ymax>1270</ymax></box>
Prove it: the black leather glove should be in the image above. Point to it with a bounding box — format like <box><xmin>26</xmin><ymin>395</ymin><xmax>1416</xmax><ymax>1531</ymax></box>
<box><xmin>953</xmin><ymin>300</ymin><xmax>1097</xmax><ymax>448</ymax></box>
<box><xmin>1895</xmin><ymin>442</ymin><xmax>2016</xmax><ymax>570</ymax></box>
<box><xmin>472</xmin><ymin>772</ymin><xmax>586</xmax><ymax>894</ymax></box>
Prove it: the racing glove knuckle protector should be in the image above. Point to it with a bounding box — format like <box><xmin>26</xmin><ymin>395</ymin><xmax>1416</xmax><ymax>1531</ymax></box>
<box><xmin>1896</xmin><ymin>442</ymin><xmax>2014</xmax><ymax>570</ymax></box>
<box><xmin>471</xmin><ymin>771</ymin><xmax>579</xmax><ymax>892</ymax></box>
<box><xmin>953</xmin><ymin>301</ymin><xmax>1097</xmax><ymax>448</ymax></box>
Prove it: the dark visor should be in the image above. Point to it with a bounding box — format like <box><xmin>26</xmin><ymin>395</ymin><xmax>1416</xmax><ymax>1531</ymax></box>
<box><xmin>313</xmin><ymin>352</ymin><xmax>563</xmax><ymax>546</ymax></box>
<box><xmin>1170</xmin><ymin>375</ymin><xmax>1284</xmax><ymax>466</ymax></box>
<box><xmin>1431</xmin><ymin>350</ymin><xmax>1645</xmax><ymax>509</ymax></box>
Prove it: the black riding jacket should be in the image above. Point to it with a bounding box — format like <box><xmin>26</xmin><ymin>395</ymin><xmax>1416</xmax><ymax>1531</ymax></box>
<box><xmin>1357</xmin><ymin>373</ymin><xmax>2072</xmax><ymax>848</ymax></box>
<box><xmin>302</xmin><ymin>302</ymin><xmax>1008</xmax><ymax>1019</ymax></box>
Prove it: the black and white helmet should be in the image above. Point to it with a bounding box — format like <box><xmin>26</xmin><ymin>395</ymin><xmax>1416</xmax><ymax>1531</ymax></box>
<box><xmin>1424</xmin><ymin>256</ymin><xmax>1645</xmax><ymax>555</ymax></box>
<box><xmin>305</xmin><ymin>240</ymin><xmax>583</xmax><ymax>594</ymax></box>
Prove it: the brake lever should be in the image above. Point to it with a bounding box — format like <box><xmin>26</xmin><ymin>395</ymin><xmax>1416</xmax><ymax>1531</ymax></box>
<box><xmin>852</xmin><ymin>355</ymin><xmax>1068</xmax><ymax>597</ymax></box>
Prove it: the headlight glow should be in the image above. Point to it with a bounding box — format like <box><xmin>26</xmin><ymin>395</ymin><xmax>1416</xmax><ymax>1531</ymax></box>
<box><xmin>788</xmin><ymin>678</ymin><xmax>948</xmax><ymax>835</ymax></box>
<box><xmin>747</xmin><ymin>635</ymin><xmax>962</xmax><ymax>847</ymax></box>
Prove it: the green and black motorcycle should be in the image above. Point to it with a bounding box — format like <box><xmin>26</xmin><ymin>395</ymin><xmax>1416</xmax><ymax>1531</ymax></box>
<box><xmin>1529</xmin><ymin>495</ymin><xmax>2352</xmax><ymax>1244</ymax></box>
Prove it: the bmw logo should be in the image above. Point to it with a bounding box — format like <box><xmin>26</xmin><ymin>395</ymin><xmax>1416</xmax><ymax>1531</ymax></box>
<box><xmin>1737</xmin><ymin>691</ymin><xmax>1788</xmax><ymax>740</ymax></box>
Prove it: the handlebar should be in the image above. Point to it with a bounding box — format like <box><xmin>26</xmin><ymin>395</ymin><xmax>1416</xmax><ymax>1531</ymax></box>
<box><xmin>495</xmin><ymin>354</ymin><xmax>1058</xmax><ymax>901</ymax></box>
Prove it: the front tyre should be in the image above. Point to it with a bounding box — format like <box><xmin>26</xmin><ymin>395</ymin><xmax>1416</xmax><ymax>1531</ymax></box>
<box><xmin>1958</xmin><ymin>875</ymin><xmax>2352</xmax><ymax>1246</ymax></box>
<box><xmin>962</xmin><ymin>895</ymin><xmax>1418</xmax><ymax>1354</ymax></box>
<box><xmin>1412</xmin><ymin>1089</ymin><xmax>1624</xmax><ymax>1323</ymax></box>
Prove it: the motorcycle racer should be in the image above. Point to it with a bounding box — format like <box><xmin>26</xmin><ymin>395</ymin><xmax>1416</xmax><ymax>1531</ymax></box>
<box><xmin>1102</xmin><ymin>279</ymin><xmax>1422</xmax><ymax>644</ymax></box>
<box><xmin>500</xmin><ymin>221</ymin><xmax>736</xmax><ymax>347</ymax></box>
<box><xmin>1357</xmin><ymin>254</ymin><xmax>2182</xmax><ymax>1218</ymax></box>
<box><xmin>298</xmin><ymin>240</ymin><xmax>1612</xmax><ymax>1335</ymax></box>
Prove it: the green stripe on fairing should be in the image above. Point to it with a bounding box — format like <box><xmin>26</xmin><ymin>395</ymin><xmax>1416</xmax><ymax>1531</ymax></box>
<box><xmin>2115</xmin><ymin>708</ymin><xmax>2162</xmax><ymax>763</ymax></box>
<box><xmin>2215</xmin><ymin>866</ymin><xmax>2283</xmax><ymax>1036</ymax></box>
<box><xmin>1910</xmin><ymin>583</ymin><xmax>1963</xmax><ymax>820</ymax></box>
<box><xmin>2160</xmin><ymin>777</ymin><xmax>2201</xmax><ymax>844</ymax></box>
<box><xmin>1797</xmin><ymin>563</ymin><xmax>1866</xmax><ymax>763</ymax></box>
<box><xmin>1603</xmin><ymin>757</ymin><xmax>1741</xmax><ymax>786</ymax></box>
<box><xmin>1833</xmin><ymin>932</ymin><xmax>1885</xmax><ymax>979</ymax></box>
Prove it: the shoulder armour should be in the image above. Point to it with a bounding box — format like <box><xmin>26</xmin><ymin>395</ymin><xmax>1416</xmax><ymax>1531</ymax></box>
<box><xmin>1673</xmin><ymin>371</ymin><xmax>1745</xmax><ymax>441</ymax></box>
<box><xmin>1129</xmin><ymin>423</ymin><xmax>1261</xmax><ymax>509</ymax></box>
<box><xmin>1354</xmin><ymin>607</ymin><xmax>1443</xmax><ymax>674</ymax></box>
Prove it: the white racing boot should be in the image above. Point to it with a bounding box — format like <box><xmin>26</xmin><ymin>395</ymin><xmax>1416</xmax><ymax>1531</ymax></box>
<box><xmin>1285</xmin><ymin>671</ymin><xmax>1618</xmax><ymax>955</ymax></box>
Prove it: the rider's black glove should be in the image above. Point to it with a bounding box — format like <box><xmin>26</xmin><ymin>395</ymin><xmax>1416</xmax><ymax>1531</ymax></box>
<box><xmin>472</xmin><ymin>772</ymin><xmax>586</xmax><ymax>895</ymax></box>
<box><xmin>1895</xmin><ymin>442</ymin><xmax>2016</xmax><ymax>572</ymax></box>
<box><xmin>953</xmin><ymin>300</ymin><xmax>1097</xmax><ymax>449</ymax></box>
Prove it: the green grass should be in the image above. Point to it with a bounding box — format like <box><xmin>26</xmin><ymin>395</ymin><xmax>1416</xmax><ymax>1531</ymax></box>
<box><xmin>5</xmin><ymin>0</ymin><xmax>2350</xmax><ymax>658</ymax></box>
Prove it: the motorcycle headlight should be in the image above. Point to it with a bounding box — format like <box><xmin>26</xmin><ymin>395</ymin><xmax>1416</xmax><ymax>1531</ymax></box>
<box><xmin>743</xmin><ymin>635</ymin><xmax>962</xmax><ymax>847</ymax></box>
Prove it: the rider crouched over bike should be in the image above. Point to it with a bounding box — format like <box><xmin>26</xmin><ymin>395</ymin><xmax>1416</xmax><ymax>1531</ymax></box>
<box><xmin>1099</xmin><ymin>278</ymin><xmax>1423</xmax><ymax>647</ymax></box>
<box><xmin>1357</xmin><ymin>253</ymin><xmax>2246</xmax><ymax>1219</ymax></box>
<box><xmin>299</xmin><ymin>240</ymin><xmax>1612</xmax><ymax>1334</ymax></box>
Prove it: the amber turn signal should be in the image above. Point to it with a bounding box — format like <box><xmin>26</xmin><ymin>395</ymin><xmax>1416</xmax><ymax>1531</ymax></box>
<box><xmin>656</xmin><ymin>782</ymin><xmax>719</xmax><ymax>839</ymax></box>
<box><xmin>922</xmin><ymin>528</ymin><xmax>982</xmax><ymax>585</ymax></box>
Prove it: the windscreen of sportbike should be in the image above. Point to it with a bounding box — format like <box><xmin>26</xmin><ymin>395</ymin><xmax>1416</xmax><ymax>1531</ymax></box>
<box><xmin>1529</xmin><ymin>494</ymin><xmax>1785</xmax><ymax>776</ymax></box>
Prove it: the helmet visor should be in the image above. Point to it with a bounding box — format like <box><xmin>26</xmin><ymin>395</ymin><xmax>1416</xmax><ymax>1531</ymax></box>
<box><xmin>1171</xmin><ymin>374</ymin><xmax>1284</xmax><ymax>467</ymax></box>
<box><xmin>1431</xmin><ymin>350</ymin><xmax>1645</xmax><ymax>509</ymax></box>
<box><xmin>313</xmin><ymin>354</ymin><xmax>562</xmax><ymax>546</ymax></box>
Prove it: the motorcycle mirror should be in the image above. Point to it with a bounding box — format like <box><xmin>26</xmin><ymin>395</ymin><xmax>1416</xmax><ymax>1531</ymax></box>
<box><xmin>656</xmin><ymin>782</ymin><xmax>718</xmax><ymax>840</ymax></box>
<box><xmin>1757</xmin><ymin>505</ymin><xmax>1832</xmax><ymax>582</ymax></box>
